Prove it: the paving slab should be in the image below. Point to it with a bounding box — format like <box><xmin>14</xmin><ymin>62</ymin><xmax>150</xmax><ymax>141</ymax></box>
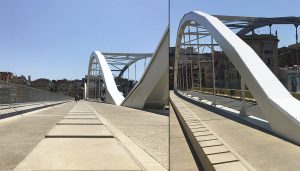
<box><xmin>214</xmin><ymin>161</ymin><xmax>248</xmax><ymax>171</ymax></box>
<box><xmin>67</xmin><ymin>112</ymin><xmax>94</xmax><ymax>115</ymax></box>
<box><xmin>57</xmin><ymin>118</ymin><xmax>102</xmax><ymax>125</ymax></box>
<box><xmin>203</xmin><ymin>145</ymin><xmax>229</xmax><ymax>155</ymax></box>
<box><xmin>14</xmin><ymin>138</ymin><xmax>142</xmax><ymax>171</ymax></box>
<box><xmin>207</xmin><ymin>152</ymin><xmax>238</xmax><ymax>164</ymax></box>
<box><xmin>46</xmin><ymin>125</ymin><xmax>113</xmax><ymax>138</ymax></box>
<box><xmin>64</xmin><ymin>115</ymin><xmax>97</xmax><ymax>119</ymax></box>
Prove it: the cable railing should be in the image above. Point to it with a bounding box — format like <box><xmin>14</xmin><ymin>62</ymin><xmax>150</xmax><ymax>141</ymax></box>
<box><xmin>0</xmin><ymin>80</ymin><xmax>72</xmax><ymax>116</ymax></box>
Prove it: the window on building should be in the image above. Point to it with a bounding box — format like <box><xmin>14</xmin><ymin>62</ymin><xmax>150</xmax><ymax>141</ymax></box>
<box><xmin>264</xmin><ymin>50</ymin><xmax>273</xmax><ymax>54</ymax></box>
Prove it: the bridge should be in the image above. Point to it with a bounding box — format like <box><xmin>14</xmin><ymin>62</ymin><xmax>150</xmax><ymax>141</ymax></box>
<box><xmin>170</xmin><ymin>11</ymin><xmax>300</xmax><ymax>170</ymax></box>
<box><xmin>0</xmin><ymin>28</ymin><xmax>169</xmax><ymax>170</ymax></box>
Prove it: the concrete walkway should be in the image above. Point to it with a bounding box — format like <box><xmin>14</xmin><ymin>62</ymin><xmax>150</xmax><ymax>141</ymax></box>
<box><xmin>10</xmin><ymin>101</ymin><xmax>167</xmax><ymax>171</ymax></box>
<box><xmin>171</xmin><ymin>91</ymin><xmax>300</xmax><ymax>170</ymax></box>
<box><xmin>0</xmin><ymin>102</ymin><xmax>75</xmax><ymax>171</ymax></box>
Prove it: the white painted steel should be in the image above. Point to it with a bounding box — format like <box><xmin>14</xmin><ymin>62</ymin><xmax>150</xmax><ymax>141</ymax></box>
<box><xmin>174</xmin><ymin>11</ymin><xmax>300</xmax><ymax>144</ymax></box>
<box><xmin>88</xmin><ymin>52</ymin><xmax>124</xmax><ymax>105</ymax></box>
<box><xmin>121</xmin><ymin>28</ymin><xmax>169</xmax><ymax>109</ymax></box>
<box><xmin>84</xmin><ymin>83</ymin><xmax>87</xmax><ymax>100</ymax></box>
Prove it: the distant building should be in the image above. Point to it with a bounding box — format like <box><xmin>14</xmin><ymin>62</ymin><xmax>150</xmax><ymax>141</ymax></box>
<box><xmin>31</xmin><ymin>78</ymin><xmax>53</xmax><ymax>91</ymax></box>
<box><xmin>0</xmin><ymin>72</ymin><xmax>14</xmax><ymax>82</ymax></box>
<box><xmin>56</xmin><ymin>79</ymin><xmax>72</xmax><ymax>96</ymax></box>
<box><xmin>279</xmin><ymin>65</ymin><xmax>300</xmax><ymax>93</ymax></box>
<box><xmin>278</xmin><ymin>44</ymin><xmax>300</xmax><ymax>67</ymax></box>
<box><xmin>174</xmin><ymin>34</ymin><xmax>280</xmax><ymax>90</ymax></box>
<box><xmin>240</xmin><ymin>34</ymin><xmax>279</xmax><ymax>76</ymax></box>
<box><xmin>55</xmin><ymin>79</ymin><xmax>83</xmax><ymax>98</ymax></box>
<box><xmin>169</xmin><ymin>47</ymin><xmax>175</xmax><ymax>90</ymax></box>
<box><xmin>27</xmin><ymin>76</ymin><xmax>31</xmax><ymax>86</ymax></box>
<box><xmin>12</xmin><ymin>75</ymin><xmax>27</xmax><ymax>85</ymax></box>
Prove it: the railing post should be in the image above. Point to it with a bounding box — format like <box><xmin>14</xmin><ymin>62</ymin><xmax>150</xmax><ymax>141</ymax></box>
<box><xmin>185</xmin><ymin>62</ymin><xmax>188</xmax><ymax>92</ymax></box>
<box><xmin>211</xmin><ymin>37</ymin><xmax>216</xmax><ymax>106</ymax></box>
<box><xmin>198</xmin><ymin>60</ymin><xmax>202</xmax><ymax>92</ymax></box>
<box><xmin>98</xmin><ymin>70</ymin><xmax>101</xmax><ymax>102</ymax></box>
<box><xmin>181</xmin><ymin>62</ymin><xmax>184</xmax><ymax>91</ymax></box>
<box><xmin>188</xmin><ymin>25</ymin><xmax>193</xmax><ymax>92</ymax></box>
<box><xmin>191</xmin><ymin>61</ymin><xmax>193</xmax><ymax>91</ymax></box>
<box><xmin>84</xmin><ymin>82</ymin><xmax>87</xmax><ymax>100</ymax></box>
<box><xmin>196</xmin><ymin>26</ymin><xmax>202</xmax><ymax>93</ymax></box>
<box><xmin>240</xmin><ymin>77</ymin><xmax>248</xmax><ymax>116</ymax></box>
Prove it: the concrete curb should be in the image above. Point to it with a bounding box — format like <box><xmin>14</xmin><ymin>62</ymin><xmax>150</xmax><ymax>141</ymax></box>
<box><xmin>170</xmin><ymin>91</ymin><xmax>255</xmax><ymax>171</ymax></box>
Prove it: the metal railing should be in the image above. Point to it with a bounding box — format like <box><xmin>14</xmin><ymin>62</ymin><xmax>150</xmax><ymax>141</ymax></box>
<box><xmin>192</xmin><ymin>87</ymin><xmax>300</xmax><ymax>101</ymax></box>
<box><xmin>0</xmin><ymin>80</ymin><xmax>72</xmax><ymax>115</ymax></box>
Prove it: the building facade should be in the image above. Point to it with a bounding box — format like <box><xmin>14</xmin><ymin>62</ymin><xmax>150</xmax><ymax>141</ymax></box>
<box><xmin>279</xmin><ymin>65</ymin><xmax>300</xmax><ymax>93</ymax></box>
<box><xmin>0</xmin><ymin>72</ymin><xmax>14</xmax><ymax>82</ymax></box>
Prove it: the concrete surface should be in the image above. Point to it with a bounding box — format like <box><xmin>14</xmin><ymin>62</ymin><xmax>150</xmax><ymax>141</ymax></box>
<box><xmin>88</xmin><ymin>103</ymin><xmax>167</xmax><ymax>171</ymax></box>
<box><xmin>172</xmin><ymin>91</ymin><xmax>300</xmax><ymax>170</ymax></box>
<box><xmin>46</xmin><ymin>125</ymin><xmax>113</xmax><ymax>138</ymax></box>
<box><xmin>13</xmin><ymin>101</ymin><xmax>168</xmax><ymax>171</ymax></box>
<box><xmin>57</xmin><ymin>118</ymin><xmax>102</xmax><ymax>125</ymax></box>
<box><xmin>5</xmin><ymin>100</ymin><xmax>168</xmax><ymax>171</ymax></box>
<box><xmin>14</xmin><ymin>138</ymin><xmax>141</xmax><ymax>171</ymax></box>
<box><xmin>0</xmin><ymin>102</ymin><xmax>75</xmax><ymax>171</ymax></box>
<box><xmin>88</xmin><ymin>101</ymin><xmax>169</xmax><ymax>169</ymax></box>
<box><xmin>170</xmin><ymin>105</ymin><xmax>200</xmax><ymax>171</ymax></box>
<box><xmin>64</xmin><ymin>115</ymin><xmax>97</xmax><ymax>119</ymax></box>
<box><xmin>67</xmin><ymin>112</ymin><xmax>94</xmax><ymax>115</ymax></box>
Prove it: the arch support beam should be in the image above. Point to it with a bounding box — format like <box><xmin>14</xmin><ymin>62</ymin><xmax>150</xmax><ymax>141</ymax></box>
<box><xmin>122</xmin><ymin>28</ymin><xmax>169</xmax><ymax>109</ymax></box>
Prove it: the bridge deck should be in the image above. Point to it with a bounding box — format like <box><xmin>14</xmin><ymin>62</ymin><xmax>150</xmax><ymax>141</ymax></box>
<box><xmin>170</xmin><ymin>91</ymin><xmax>300</xmax><ymax>170</ymax></box>
<box><xmin>1</xmin><ymin>101</ymin><xmax>168</xmax><ymax>171</ymax></box>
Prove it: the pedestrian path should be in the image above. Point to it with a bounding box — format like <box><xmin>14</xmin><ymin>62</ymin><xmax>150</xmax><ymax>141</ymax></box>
<box><xmin>14</xmin><ymin>102</ymin><xmax>142</xmax><ymax>170</ymax></box>
<box><xmin>170</xmin><ymin>91</ymin><xmax>300</xmax><ymax>171</ymax></box>
<box><xmin>0</xmin><ymin>102</ymin><xmax>75</xmax><ymax>171</ymax></box>
<box><xmin>14</xmin><ymin>101</ymin><xmax>167</xmax><ymax>171</ymax></box>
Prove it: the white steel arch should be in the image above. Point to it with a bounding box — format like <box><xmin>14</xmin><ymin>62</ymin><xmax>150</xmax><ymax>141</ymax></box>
<box><xmin>122</xmin><ymin>28</ymin><xmax>169</xmax><ymax>109</ymax></box>
<box><xmin>87</xmin><ymin>51</ymin><xmax>124</xmax><ymax>105</ymax></box>
<box><xmin>86</xmin><ymin>27</ymin><xmax>168</xmax><ymax>109</ymax></box>
<box><xmin>174</xmin><ymin>11</ymin><xmax>300</xmax><ymax>145</ymax></box>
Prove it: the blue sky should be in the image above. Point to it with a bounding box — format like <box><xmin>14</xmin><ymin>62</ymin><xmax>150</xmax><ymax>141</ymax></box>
<box><xmin>0</xmin><ymin>0</ymin><xmax>167</xmax><ymax>80</ymax></box>
<box><xmin>171</xmin><ymin>0</ymin><xmax>300</xmax><ymax>47</ymax></box>
<box><xmin>2</xmin><ymin>0</ymin><xmax>299</xmax><ymax>80</ymax></box>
